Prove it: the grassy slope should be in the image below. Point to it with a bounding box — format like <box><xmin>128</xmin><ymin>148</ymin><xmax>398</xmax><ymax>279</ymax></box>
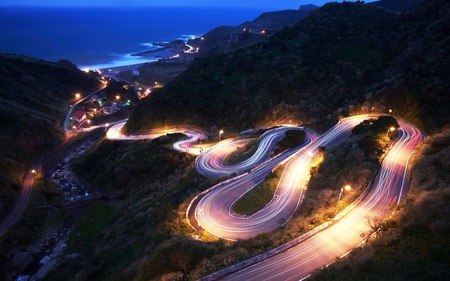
<box><xmin>0</xmin><ymin>54</ymin><xmax>99</xmax><ymax>219</ymax></box>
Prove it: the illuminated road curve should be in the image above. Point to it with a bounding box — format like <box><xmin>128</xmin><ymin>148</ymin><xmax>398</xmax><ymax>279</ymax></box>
<box><xmin>0</xmin><ymin>169</ymin><xmax>36</xmax><ymax>236</ymax></box>
<box><xmin>106</xmin><ymin>121</ymin><xmax>206</xmax><ymax>155</ymax></box>
<box><xmin>195</xmin><ymin>126</ymin><xmax>308</xmax><ymax>177</ymax></box>
<box><xmin>201</xmin><ymin>119</ymin><xmax>424</xmax><ymax>281</ymax></box>
<box><xmin>193</xmin><ymin>115</ymin><xmax>371</xmax><ymax>240</ymax></box>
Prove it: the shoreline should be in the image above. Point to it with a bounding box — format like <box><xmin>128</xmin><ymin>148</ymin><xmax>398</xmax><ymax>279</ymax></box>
<box><xmin>82</xmin><ymin>44</ymin><xmax>182</xmax><ymax>72</ymax></box>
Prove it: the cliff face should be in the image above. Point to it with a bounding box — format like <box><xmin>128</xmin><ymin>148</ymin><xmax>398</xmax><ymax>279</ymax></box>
<box><xmin>0</xmin><ymin>54</ymin><xmax>99</xmax><ymax>218</ymax></box>
<box><xmin>125</xmin><ymin>0</ymin><xmax>449</xmax><ymax>136</ymax></box>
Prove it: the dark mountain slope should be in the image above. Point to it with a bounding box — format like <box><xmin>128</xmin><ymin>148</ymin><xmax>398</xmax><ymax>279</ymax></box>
<box><xmin>125</xmin><ymin>2</ymin><xmax>399</xmax><ymax>133</ymax></box>
<box><xmin>369</xmin><ymin>0</ymin><xmax>450</xmax><ymax>132</ymax></box>
<box><xmin>125</xmin><ymin>0</ymin><xmax>449</xmax><ymax>135</ymax></box>
<box><xmin>187</xmin><ymin>5</ymin><xmax>317</xmax><ymax>54</ymax></box>
<box><xmin>0</xmin><ymin>54</ymin><xmax>99</xmax><ymax>219</ymax></box>
<box><xmin>369</xmin><ymin>0</ymin><xmax>423</xmax><ymax>12</ymax></box>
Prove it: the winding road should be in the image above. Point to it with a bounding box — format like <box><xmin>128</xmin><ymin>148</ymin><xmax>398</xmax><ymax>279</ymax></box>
<box><xmin>1</xmin><ymin>89</ymin><xmax>424</xmax><ymax>281</ymax></box>
<box><xmin>195</xmin><ymin>126</ymin><xmax>309</xmax><ymax>177</ymax></box>
<box><xmin>192</xmin><ymin>115</ymin><xmax>370</xmax><ymax>240</ymax></box>
<box><xmin>199</xmin><ymin>118</ymin><xmax>424</xmax><ymax>280</ymax></box>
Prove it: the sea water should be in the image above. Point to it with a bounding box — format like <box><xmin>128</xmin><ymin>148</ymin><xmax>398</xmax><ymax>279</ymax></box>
<box><xmin>0</xmin><ymin>7</ymin><xmax>266</xmax><ymax>69</ymax></box>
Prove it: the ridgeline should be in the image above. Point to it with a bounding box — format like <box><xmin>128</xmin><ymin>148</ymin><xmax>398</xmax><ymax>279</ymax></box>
<box><xmin>124</xmin><ymin>0</ymin><xmax>449</xmax><ymax>135</ymax></box>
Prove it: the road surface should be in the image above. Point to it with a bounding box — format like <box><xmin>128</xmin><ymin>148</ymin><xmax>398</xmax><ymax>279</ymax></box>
<box><xmin>193</xmin><ymin>115</ymin><xmax>369</xmax><ymax>240</ymax></box>
<box><xmin>195</xmin><ymin>127</ymin><xmax>309</xmax><ymax>177</ymax></box>
<box><xmin>200</xmin><ymin>118</ymin><xmax>424</xmax><ymax>280</ymax></box>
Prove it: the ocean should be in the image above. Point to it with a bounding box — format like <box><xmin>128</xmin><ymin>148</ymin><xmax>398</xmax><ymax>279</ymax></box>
<box><xmin>0</xmin><ymin>7</ymin><xmax>267</xmax><ymax>69</ymax></box>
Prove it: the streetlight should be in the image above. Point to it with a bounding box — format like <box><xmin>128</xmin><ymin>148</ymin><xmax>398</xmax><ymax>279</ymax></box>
<box><xmin>388</xmin><ymin>109</ymin><xmax>392</xmax><ymax>114</ymax></box>
<box><xmin>31</xmin><ymin>169</ymin><xmax>36</xmax><ymax>175</ymax></box>
<box><xmin>336</xmin><ymin>184</ymin><xmax>351</xmax><ymax>216</ymax></box>
<box><xmin>386</xmin><ymin>126</ymin><xmax>396</xmax><ymax>137</ymax></box>
<box><xmin>87</xmin><ymin>119</ymin><xmax>91</xmax><ymax>126</ymax></box>
<box><xmin>75</xmin><ymin>93</ymin><xmax>81</xmax><ymax>99</ymax></box>
<box><xmin>115</xmin><ymin>95</ymin><xmax>120</xmax><ymax>101</ymax></box>
<box><xmin>219</xmin><ymin>130</ymin><xmax>224</xmax><ymax>142</ymax></box>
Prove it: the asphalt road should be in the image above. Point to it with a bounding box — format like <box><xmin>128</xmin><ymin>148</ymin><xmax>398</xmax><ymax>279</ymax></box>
<box><xmin>193</xmin><ymin>115</ymin><xmax>370</xmax><ymax>240</ymax></box>
<box><xmin>195</xmin><ymin>126</ymin><xmax>309</xmax><ymax>177</ymax></box>
<box><xmin>201</xmin><ymin>119</ymin><xmax>424</xmax><ymax>280</ymax></box>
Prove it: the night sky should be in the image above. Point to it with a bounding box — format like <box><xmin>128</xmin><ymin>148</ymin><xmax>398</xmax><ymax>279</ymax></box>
<box><xmin>0</xmin><ymin>0</ymin><xmax>375</xmax><ymax>10</ymax></box>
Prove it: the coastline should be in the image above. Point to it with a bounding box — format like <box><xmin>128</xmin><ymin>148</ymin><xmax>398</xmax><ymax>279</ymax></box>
<box><xmin>91</xmin><ymin>41</ymin><xmax>188</xmax><ymax>73</ymax></box>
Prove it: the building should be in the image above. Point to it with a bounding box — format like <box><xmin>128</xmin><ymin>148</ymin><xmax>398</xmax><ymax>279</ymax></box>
<box><xmin>70</xmin><ymin>111</ymin><xmax>86</xmax><ymax>122</ymax></box>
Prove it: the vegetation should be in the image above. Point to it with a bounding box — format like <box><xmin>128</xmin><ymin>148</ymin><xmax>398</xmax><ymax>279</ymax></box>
<box><xmin>46</xmin><ymin>134</ymin><xmax>220</xmax><ymax>280</ymax></box>
<box><xmin>309</xmin><ymin>129</ymin><xmax>450</xmax><ymax>280</ymax></box>
<box><xmin>0</xmin><ymin>54</ymin><xmax>99</xmax><ymax>220</ymax></box>
<box><xmin>304</xmin><ymin>115</ymin><xmax>398</xmax><ymax>219</ymax></box>
<box><xmin>45</xmin><ymin>116</ymin><xmax>389</xmax><ymax>280</ymax></box>
<box><xmin>3</xmin><ymin>0</ymin><xmax>449</xmax><ymax>280</ymax></box>
<box><xmin>71</xmin><ymin>134</ymin><xmax>194</xmax><ymax>197</ymax></box>
<box><xmin>274</xmin><ymin>130</ymin><xmax>307</xmax><ymax>154</ymax></box>
<box><xmin>233</xmin><ymin>168</ymin><xmax>283</xmax><ymax>215</ymax></box>
<box><xmin>223</xmin><ymin>139</ymin><xmax>257</xmax><ymax>165</ymax></box>
<box><xmin>47</xmin><ymin>1</ymin><xmax>450</xmax><ymax>280</ymax></box>
<box><xmin>125</xmin><ymin>0</ymin><xmax>448</xmax><ymax>137</ymax></box>
<box><xmin>66</xmin><ymin>202</ymin><xmax>115</xmax><ymax>253</ymax></box>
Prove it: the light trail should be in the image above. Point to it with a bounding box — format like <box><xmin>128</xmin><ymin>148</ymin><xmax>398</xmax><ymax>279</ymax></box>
<box><xmin>193</xmin><ymin>115</ymin><xmax>369</xmax><ymax>240</ymax></box>
<box><xmin>195</xmin><ymin>126</ymin><xmax>310</xmax><ymax>177</ymax></box>
<box><xmin>198</xmin><ymin>118</ymin><xmax>424</xmax><ymax>281</ymax></box>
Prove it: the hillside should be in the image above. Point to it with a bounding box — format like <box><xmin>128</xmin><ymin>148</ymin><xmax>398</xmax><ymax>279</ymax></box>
<box><xmin>43</xmin><ymin>0</ymin><xmax>449</xmax><ymax>280</ymax></box>
<box><xmin>186</xmin><ymin>5</ymin><xmax>317</xmax><ymax>55</ymax></box>
<box><xmin>126</xmin><ymin>0</ymin><xmax>449</xmax><ymax>135</ymax></box>
<box><xmin>0</xmin><ymin>54</ymin><xmax>99</xmax><ymax>219</ymax></box>
<box><xmin>369</xmin><ymin>0</ymin><xmax>423</xmax><ymax>12</ymax></box>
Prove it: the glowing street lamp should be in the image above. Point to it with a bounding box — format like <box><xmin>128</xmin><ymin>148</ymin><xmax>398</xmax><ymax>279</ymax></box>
<box><xmin>115</xmin><ymin>95</ymin><xmax>120</xmax><ymax>101</ymax></box>
<box><xmin>31</xmin><ymin>169</ymin><xmax>36</xmax><ymax>175</ymax></box>
<box><xmin>386</xmin><ymin>126</ymin><xmax>396</xmax><ymax>137</ymax></box>
<box><xmin>388</xmin><ymin>108</ymin><xmax>392</xmax><ymax>114</ymax></box>
<box><xmin>219</xmin><ymin>130</ymin><xmax>224</xmax><ymax>142</ymax></box>
<box><xmin>75</xmin><ymin>93</ymin><xmax>81</xmax><ymax>99</ymax></box>
<box><xmin>336</xmin><ymin>184</ymin><xmax>351</xmax><ymax>216</ymax></box>
<box><xmin>87</xmin><ymin>119</ymin><xmax>91</xmax><ymax>126</ymax></box>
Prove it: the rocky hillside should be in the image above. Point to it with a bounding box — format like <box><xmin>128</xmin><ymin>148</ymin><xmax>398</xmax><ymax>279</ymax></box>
<box><xmin>0</xmin><ymin>54</ymin><xmax>99</xmax><ymax>219</ymax></box>
<box><xmin>125</xmin><ymin>0</ymin><xmax>449</xmax><ymax>135</ymax></box>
